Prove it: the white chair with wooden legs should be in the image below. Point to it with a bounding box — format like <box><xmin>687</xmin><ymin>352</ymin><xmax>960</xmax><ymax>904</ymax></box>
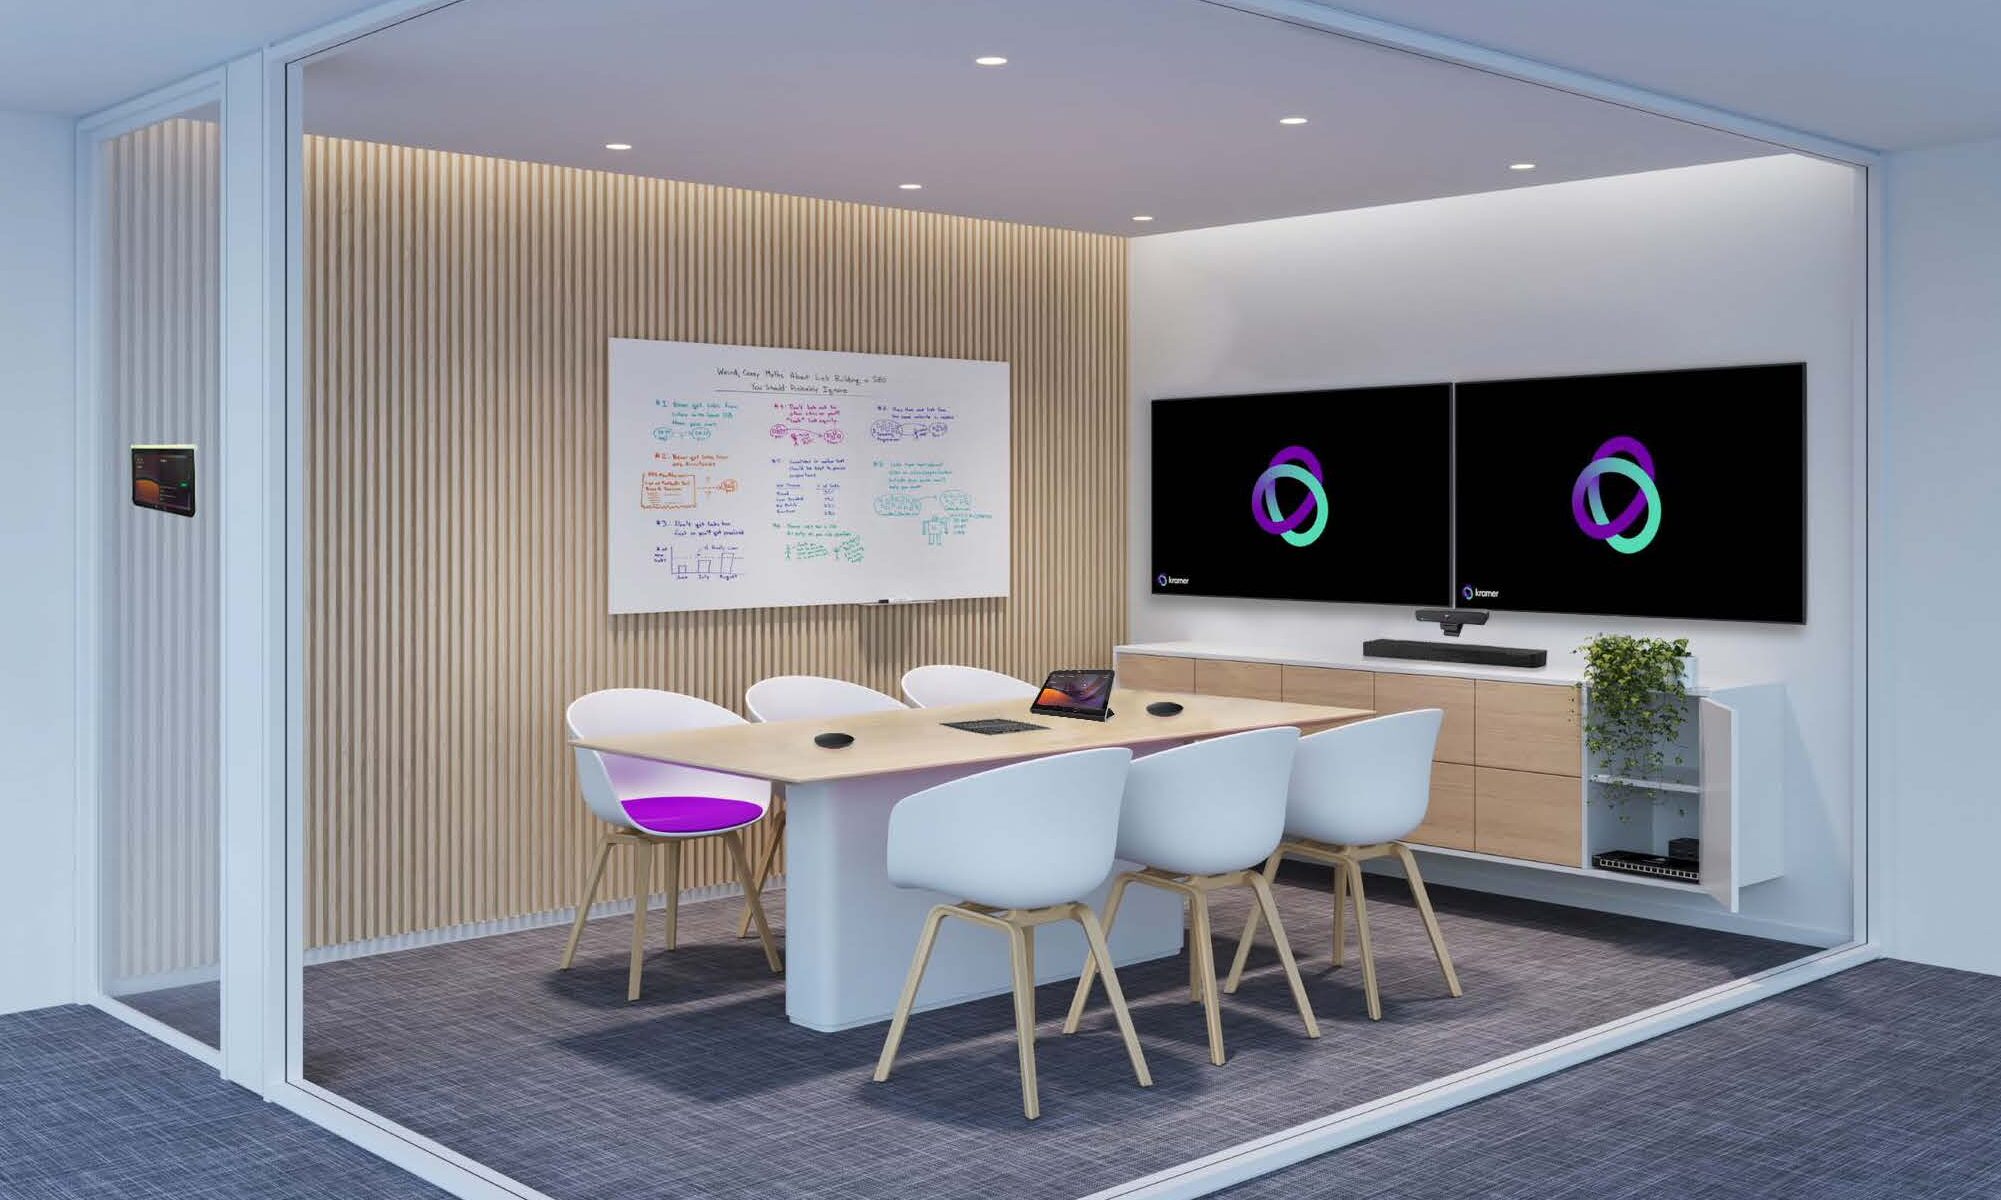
<box><xmin>873</xmin><ymin>747</ymin><xmax>1152</xmax><ymax>1120</ymax></box>
<box><xmin>1225</xmin><ymin>709</ymin><xmax>1463</xmax><ymax>1022</ymax></box>
<box><xmin>738</xmin><ymin>676</ymin><xmax>906</xmax><ymax>937</ymax></box>
<box><xmin>898</xmin><ymin>663</ymin><xmax>1039</xmax><ymax>708</ymax></box>
<box><xmin>557</xmin><ymin>689</ymin><xmax>783</xmax><ymax>1001</ymax></box>
<box><xmin>1062</xmin><ymin>727</ymin><xmax>1318</xmax><ymax>1066</ymax></box>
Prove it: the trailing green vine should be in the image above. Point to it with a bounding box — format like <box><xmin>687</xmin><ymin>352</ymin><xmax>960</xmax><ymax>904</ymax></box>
<box><xmin>1578</xmin><ymin>635</ymin><xmax>1690</xmax><ymax>807</ymax></box>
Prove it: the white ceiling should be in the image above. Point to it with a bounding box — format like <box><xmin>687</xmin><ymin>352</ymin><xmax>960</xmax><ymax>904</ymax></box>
<box><xmin>1285</xmin><ymin>0</ymin><xmax>2001</xmax><ymax>151</ymax></box>
<box><xmin>300</xmin><ymin>0</ymin><xmax>1776</xmax><ymax>237</ymax></box>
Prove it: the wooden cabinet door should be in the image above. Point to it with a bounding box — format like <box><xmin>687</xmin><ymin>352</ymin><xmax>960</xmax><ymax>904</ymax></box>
<box><xmin>1373</xmin><ymin>672</ymin><xmax>1476</xmax><ymax>764</ymax></box>
<box><xmin>1115</xmin><ymin>653</ymin><xmax>1194</xmax><ymax>693</ymax></box>
<box><xmin>1475</xmin><ymin>680</ymin><xmax>1582</xmax><ymax>776</ymax></box>
<box><xmin>1475</xmin><ymin>767</ymin><xmax>1583</xmax><ymax>866</ymax></box>
<box><xmin>1409</xmin><ymin>762</ymin><xmax>1476</xmax><ymax>852</ymax></box>
<box><xmin>1193</xmin><ymin>658</ymin><xmax>1282</xmax><ymax>701</ymax></box>
<box><xmin>1280</xmin><ymin>665</ymin><xmax>1374</xmax><ymax>710</ymax></box>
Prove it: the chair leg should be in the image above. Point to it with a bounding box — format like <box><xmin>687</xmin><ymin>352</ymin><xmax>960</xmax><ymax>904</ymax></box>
<box><xmin>1008</xmin><ymin>923</ymin><xmax>1040</xmax><ymax>1120</ymax></box>
<box><xmin>737</xmin><ymin>806</ymin><xmax>785</xmax><ymax>939</ymax></box>
<box><xmin>663</xmin><ymin>839</ymin><xmax>683</xmax><ymax>951</ymax></box>
<box><xmin>1188</xmin><ymin>891</ymin><xmax>1226</xmax><ymax>1066</ymax></box>
<box><xmin>724</xmin><ymin>830</ymin><xmax>783</xmax><ymax>974</ymax></box>
<box><xmin>1063</xmin><ymin>873</ymin><xmax>1132</xmax><ymax>1034</ymax></box>
<box><xmin>874</xmin><ymin>906</ymin><xmax>949</xmax><ymax>1083</ymax></box>
<box><xmin>1341</xmin><ymin>857</ymin><xmax>1381</xmax><ymax>1020</ymax></box>
<box><xmin>1331</xmin><ymin>856</ymin><xmax>1350</xmax><ymax>967</ymax></box>
<box><xmin>1247</xmin><ymin>872</ymin><xmax>1321</xmax><ymax>1039</ymax></box>
<box><xmin>1394</xmin><ymin>842</ymin><xmax>1463</xmax><ymax>998</ymax></box>
<box><xmin>1074</xmin><ymin>905</ymin><xmax>1152</xmax><ymax>1089</ymax></box>
<box><xmin>627</xmin><ymin>840</ymin><xmax>655</xmax><ymax>1002</ymax></box>
<box><xmin>557</xmin><ymin>835</ymin><xmax>613</xmax><ymax>970</ymax></box>
<box><xmin>1224</xmin><ymin>847</ymin><xmax>1284</xmax><ymax>992</ymax></box>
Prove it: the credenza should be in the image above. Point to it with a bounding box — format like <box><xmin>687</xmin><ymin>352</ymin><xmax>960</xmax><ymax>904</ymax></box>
<box><xmin>1114</xmin><ymin>642</ymin><xmax>1784</xmax><ymax>911</ymax></box>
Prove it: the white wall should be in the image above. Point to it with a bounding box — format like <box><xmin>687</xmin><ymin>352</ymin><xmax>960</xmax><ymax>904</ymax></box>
<box><xmin>0</xmin><ymin>110</ymin><xmax>77</xmax><ymax>1013</ymax></box>
<box><xmin>1880</xmin><ymin>137</ymin><xmax>2001</xmax><ymax>974</ymax></box>
<box><xmin>1130</xmin><ymin>154</ymin><xmax>1862</xmax><ymax>946</ymax></box>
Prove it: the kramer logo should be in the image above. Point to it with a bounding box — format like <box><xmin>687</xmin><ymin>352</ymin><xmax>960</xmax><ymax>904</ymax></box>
<box><xmin>1157</xmin><ymin>573</ymin><xmax>1190</xmax><ymax>588</ymax></box>
<box><xmin>1462</xmin><ymin>583</ymin><xmax>1500</xmax><ymax>601</ymax></box>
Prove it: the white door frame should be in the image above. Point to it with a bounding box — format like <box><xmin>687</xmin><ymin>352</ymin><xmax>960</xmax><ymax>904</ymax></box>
<box><xmin>66</xmin><ymin>0</ymin><xmax>1885</xmax><ymax>1196</ymax></box>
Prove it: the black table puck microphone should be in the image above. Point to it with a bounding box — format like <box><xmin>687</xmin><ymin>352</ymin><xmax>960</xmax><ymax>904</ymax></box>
<box><xmin>813</xmin><ymin>731</ymin><xmax>855</xmax><ymax>749</ymax></box>
<box><xmin>1145</xmin><ymin>701</ymin><xmax>1184</xmax><ymax>717</ymax></box>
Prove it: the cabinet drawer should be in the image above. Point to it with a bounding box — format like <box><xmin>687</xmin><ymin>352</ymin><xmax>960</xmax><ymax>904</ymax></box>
<box><xmin>1116</xmin><ymin>653</ymin><xmax>1194</xmax><ymax>692</ymax></box>
<box><xmin>1194</xmin><ymin>658</ymin><xmax>1282</xmax><ymax>701</ymax></box>
<box><xmin>1280</xmin><ymin>665</ymin><xmax>1374</xmax><ymax>710</ymax></box>
<box><xmin>1409</xmin><ymin>762</ymin><xmax>1476</xmax><ymax>852</ymax></box>
<box><xmin>1475</xmin><ymin>767</ymin><xmax>1582</xmax><ymax>866</ymax></box>
<box><xmin>1373</xmin><ymin>672</ymin><xmax>1475</xmax><ymax>763</ymax></box>
<box><xmin>1475</xmin><ymin>680</ymin><xmax>1581</xmax><ymax>776</ymax></box>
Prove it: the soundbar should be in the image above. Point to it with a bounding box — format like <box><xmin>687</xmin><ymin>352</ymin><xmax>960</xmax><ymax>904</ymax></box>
<box><xmin>1362</xmin><ymin>639</ymin><xmax>1548</xmax><ymax>669</ymax></box>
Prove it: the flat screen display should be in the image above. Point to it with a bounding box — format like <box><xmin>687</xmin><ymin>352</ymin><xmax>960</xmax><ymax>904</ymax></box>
<box><xmin>1150</xmin><ymin>385</ymin><xmax>1452</xmax><ymax>606</ymax></box>
<box><xmin>1032</xmin><ymin>669</ymin><xmax>1115</xmax><ymax>719</ymax></box>
<box><xmin>1452</xmin><ymin>364</ymin><xmax>1806</xmax><ymax>624</ymax></box>
<box><xmin>131</xmin><ymin>444</ymin><xmax>196</xmax><ymax>517</ymax></box>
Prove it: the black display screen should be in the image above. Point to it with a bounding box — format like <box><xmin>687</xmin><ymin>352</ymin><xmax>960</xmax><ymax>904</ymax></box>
<box><xmin>1150</xmin><ymin>385</ymin><xmax>1452</xmax><ymax>607</ymax></box>
<box><xmin>1452</xmin><ymin>364</ymin><xmax>1806</xmax><ymax>624</ymax></box>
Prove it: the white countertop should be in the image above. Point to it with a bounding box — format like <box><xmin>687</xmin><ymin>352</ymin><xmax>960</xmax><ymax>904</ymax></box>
<box><xmin>1117</xmin><ymin>640</ymin><xmax>1740</xmax><ymax>693</ymax></box>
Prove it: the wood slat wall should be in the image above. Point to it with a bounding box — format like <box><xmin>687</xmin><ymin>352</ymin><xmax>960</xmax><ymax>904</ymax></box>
<box><xmin>104</xmin><ymin>117</ymin><xmax>222</xmax><ymax>985</ymax></box>
<box><xmin>304</xmin><ymin>137</ymin><xmax>1130</xmax><ymax>948</ymax></box>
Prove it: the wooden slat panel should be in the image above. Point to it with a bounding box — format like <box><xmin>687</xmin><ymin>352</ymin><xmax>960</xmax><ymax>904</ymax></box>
<box><xmin>1475</xmin><ymin>680</ymin><xmax>1583</xmax><ymax>776</ymax></box>
<box><xmin>1373</xmin><ymin>671</ymin><xmax>1476</xmax><ymax>765</ymax></box>
<box><xmin>303</xmin><ymin>137</ymin><xmax>1130</xmax><ymax>948</ymax></box>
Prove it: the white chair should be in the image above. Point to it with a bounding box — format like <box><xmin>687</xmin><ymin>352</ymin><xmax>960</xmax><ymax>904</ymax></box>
<box><xmin>735</xmin><ymin>676</ymin><xmax>907</xmax><ymax>936</ymax></box>
<box><xmin>899</xmin><ymin>663</ymin><xmax>1039</xmax><ymax>708</ymax></box>
<box><xmin>1225</xmin><ymin>710</ymin><xmax>1463</xmax><ymax>1021</ymax></box>
<box><xmin>1063</xmin><ymin>727</ymin><xmax>1318</xmax><ymax>1065</ymax></box>
<box><xmin>558</xmin><ymin>689</ymin><xmax>782</xmax><ymax>1001</ymax></box>
<box><xmin>873</xmin><ymin>747</ymin><xmax>1152</xmax><ymax>1120</ymax></box>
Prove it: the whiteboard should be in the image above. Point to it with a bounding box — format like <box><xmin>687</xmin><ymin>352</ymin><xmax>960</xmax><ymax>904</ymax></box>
<box><xmin>607</xmin><ymin>339</ymin><xmax>1011</xmax><ymax>614</ymax></box>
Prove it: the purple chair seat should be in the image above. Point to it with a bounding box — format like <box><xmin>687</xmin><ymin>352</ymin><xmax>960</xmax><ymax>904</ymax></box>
<box><xmin>620</xmin><ymin>795</ymin><xmax>765</xmax><ymax>835</ymax></box>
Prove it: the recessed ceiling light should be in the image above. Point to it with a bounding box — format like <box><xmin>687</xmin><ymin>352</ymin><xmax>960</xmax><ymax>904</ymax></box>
<box><xmin>899</xmin><ymin>183</ymin><xmax>924</xmax><ymax>190</ymax></box>
<box><xmin>1278</xmin><ymin>116</ymin><xmax>1309</xmax><ymax>125</ymax></box>
<box><xmin>974</xmin><ymin>55</ymin><xmax>1008</xmax><ymax>66</ymax></box>
<box><xmin>1132</xmin><ymin>215</ymin><xmax>1155</xmax><ymax>223</ymax></box>
<box><xmin>604</xmin><ymin>142</ymin><xmax>632</xmax><ymax>151</ymax></box>
<box><xmin>1509</xmin><ymin>162</ymin><xmax>1537</xmax><ymax>171</ymax></box>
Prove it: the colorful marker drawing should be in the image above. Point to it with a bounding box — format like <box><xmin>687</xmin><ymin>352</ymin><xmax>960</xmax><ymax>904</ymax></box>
<box><xmin>641</xmin><ymin>471</ymin><xmax>739</xmax><ymax>510</ymax></box>
<box><xmin>652</xmin><ymin>424</ymin><xmax>715</xmax><ymax>442</ymax></box>
<box><xmin>665</xmin><ymin>543</ymin><xmax>742</xmax><ymax>580</ymax></box>
<box><xmin>870</xmin><ymin>418</ymin><xmax>951</xmax><ymax>443</ymax></box>
<box><xmin>786</xmin><ymin>541</ymin><xmax>831</xmax><ymax>561</ymax></box>
<box><xmin>768</xmin><ymin>423</ymin><xmax>846</xmax><ymax>446</ymax></box>
<box><xmin>872</xmin><ymin>489</ymin><xmax>974</xmax><ymax>517</ymax></box>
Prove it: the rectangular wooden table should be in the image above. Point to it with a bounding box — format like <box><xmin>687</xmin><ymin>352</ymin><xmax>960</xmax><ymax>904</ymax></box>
<box><xmin>574</xmin><ymin>688</ymin><xmax>1370</xmax><ymax>1031</ymax></box>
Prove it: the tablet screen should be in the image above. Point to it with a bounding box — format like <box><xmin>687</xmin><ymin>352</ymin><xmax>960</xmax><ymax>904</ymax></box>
<box><xmin>1032</xmin><ymin>669</ymin><xmax>1115</xmax><ymax>718</ymax></box>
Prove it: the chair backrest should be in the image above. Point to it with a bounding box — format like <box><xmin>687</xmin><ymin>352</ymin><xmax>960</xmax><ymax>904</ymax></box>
<box><xmin>743</xmin><ymin>675</ymin><xmax>905</xmax><ymax>723</ymax></box>
<box><xmin>886</xmin><ymin>747</ymin><xmax>1132</xmax><ymax>911</ymax></box>
<box><xmin>1115</xmin><ymin>726</ymin><xmax>1299</xmax><ymax>876</ymax></box>
<box><xmin>565</xmin><ymin>688</ymin><xmax>767</xmax><ymax>830</ymax></box>
<box><xmin>1285</xmin><ymin>709</ymin><xmax>1444</xmax><ymax>846</ymax></box>
<box><xmin>899</xmin><ymin>664</ymin><xmax>1039</xmax><ymax>708</ymax></box>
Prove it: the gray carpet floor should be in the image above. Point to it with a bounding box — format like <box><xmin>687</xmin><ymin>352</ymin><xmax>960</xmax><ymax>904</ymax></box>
<box><xmin>0</xmin><ymin>1005</ymin><xmax>445</xmax><ymax>1200</ymax></box>
<box><xmin>1221</xmin><ymin>958</ymin><xmax>2001</xmax><ymax>1200</ymax></box>
<box><xmin>301</xmin><ymin>866</ymin><xmax>1803</xmax><ymax>1199</ymax></box>
<box><xmin>119</xmin><ymin>979</ymin><xmax>221</xmax><ymax>1048</ymax></box>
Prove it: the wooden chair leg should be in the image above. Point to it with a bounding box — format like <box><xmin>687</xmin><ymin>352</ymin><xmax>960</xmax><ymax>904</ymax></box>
<box><xmin>1188</xmin><ymin>891</ymin><xmax>1226</xmax><ymax>1066</ymax></box>
<box><xmin>1331</xmin><ymin>856</ymin><xmax>1350</xmax><ymax>967</ymax></box>
<box><xmin>1394</xmin><ymin>842</ymin><xmax>1463</xmax><ymax>997</ymax></box>
<box><xmin>874</xmin><ymin>906</ymin><xmax>949</xmax><ymax>1082</ymax></box>
<box><xmin>1063</xmin><ymin>873</ymin><xmax>1131</xmax><ymax>1033</ymax></box>
<box><xmin>1074</xmin><ymin>905</ymin><xmax>1152</xmax><ymax>1089</ymax></box>
<box><xmin>737</xmin><ymin>807</ymin><xmax>785</xmax><ymax>939</ymax></box>
<box><xmin>627</xmin><ymin>840</ymin><xmax>655</xmax><ymax>1002</ymax></box>
<box><xmin>1246</xmin><ymin>872</ymin><xmax>1321</xmax><ymax>1039</ymax></box>
<box><xmin>1224</xmin><ymin>847</ymin><xmax>1284</xmax><ymax>992</ymax></box>
<box><xmin>557</xmin><ymin>835</ymin><xmax>613</xmax><ymax>970</ymax></box>
<box><xmin>663</xmin><ymin>839</ymin><xmax>683</xmax><ymax>951</ymax></box>
<box><xmin>1342</xmin><ymin>858</ymin><xmax>1381</xmax><ymax>1020</ymax></box>
<box><xmin>724</xmin><ymin>830</ymin><xmax>783</xmax><ymax>974</ymax></box>
<box><xmin>1008</xmin><ymin>923</ymin><xmax>1041</xmax><ymax>1120</ymax></box>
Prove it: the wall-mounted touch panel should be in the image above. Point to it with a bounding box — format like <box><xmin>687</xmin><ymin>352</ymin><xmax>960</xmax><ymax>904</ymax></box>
<box><xmin>130</xmin><ymin>444</ymin><xmax>196</xmax><ymax>516</ymax></box>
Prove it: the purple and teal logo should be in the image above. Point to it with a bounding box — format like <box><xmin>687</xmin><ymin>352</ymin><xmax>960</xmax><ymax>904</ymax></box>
<box><xmin>1251</xmin><ymin>445</ymin><xmax>1328</xmax><ymax>548</ymax></box>
<box><xmin>1571</xmin><ymin>435</ymin><xmax>1660</xmax><ymax>555</ymax></box>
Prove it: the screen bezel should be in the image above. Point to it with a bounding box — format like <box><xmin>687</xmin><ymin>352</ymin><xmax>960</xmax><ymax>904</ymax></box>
<box><xmin>1030</xmin><ymin>669</ymin><xmax>1116</xmax><ymax>720</ymax></box>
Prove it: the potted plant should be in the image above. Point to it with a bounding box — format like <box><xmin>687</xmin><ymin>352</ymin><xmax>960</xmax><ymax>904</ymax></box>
<box><xmin>1578</xmin><ymin>634</ymin><xmax>1692</xmax><ymax>809</ymax></box>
